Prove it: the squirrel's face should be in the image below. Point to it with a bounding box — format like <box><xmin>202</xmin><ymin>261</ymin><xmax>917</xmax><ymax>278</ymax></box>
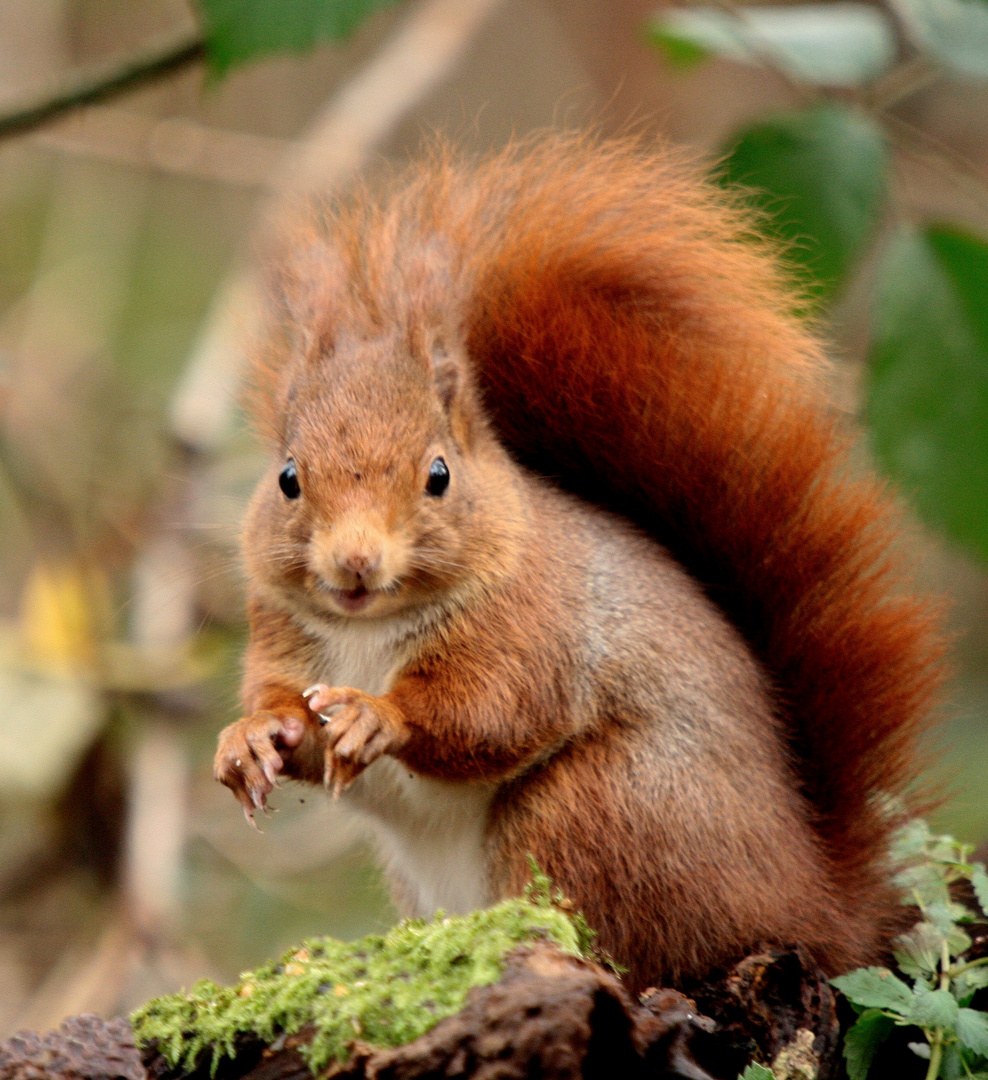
<box><xmin>244</xmin><ymin>330</ymin><xmax>493</xmax><ymax>622</ymax></box>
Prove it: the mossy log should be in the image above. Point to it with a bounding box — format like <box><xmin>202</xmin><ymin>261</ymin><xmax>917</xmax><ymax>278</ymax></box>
<box><xmin>0</xmin><ymin>943</ymin><xmax>841</xmax><ymax>1080</ymax></box>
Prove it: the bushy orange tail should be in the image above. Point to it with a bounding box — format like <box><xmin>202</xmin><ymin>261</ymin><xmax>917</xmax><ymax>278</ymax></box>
<box><xmin>458</xmin><ymin>135</ymin><xmax>948</xmax><ymax>906</ymax></box>
<box><xmin>268</xmin><ymin>132</ymin><xmax>949</xmax><ymax>914</ymax></box>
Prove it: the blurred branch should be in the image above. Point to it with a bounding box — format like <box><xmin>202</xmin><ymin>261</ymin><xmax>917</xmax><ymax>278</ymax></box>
<box><xmin>867</xmin><ymin>55</ymin><xmax>940</xmax><ymax>111</ymax></box>
<box><xmin>28</xmin><ymin>108</ymin><xmax>292</xmax><ymax>190</ymax></box>
<box><xmin>883</xmin><ymin>109</ymin><xmax>988</xmax><ymax>211</ymax></box>
<box><xmin>0</xmin><ymin>24</ymin><xmax>204</xmax><ymax>142</ymax></box>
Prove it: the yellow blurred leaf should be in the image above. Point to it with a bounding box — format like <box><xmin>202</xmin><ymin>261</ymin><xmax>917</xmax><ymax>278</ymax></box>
<box><xmin>19</xmin><ymin>561</ymin><xmax>111</xmax><ymax>673</ymax></box>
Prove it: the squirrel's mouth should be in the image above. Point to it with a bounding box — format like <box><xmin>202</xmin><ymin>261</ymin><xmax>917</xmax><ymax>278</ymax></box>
<box><xmin>315</xmin><ymin>575</ymin><xmax>402</xmax><ymax>615</ymax></box>
<box><xmin>327</xmin><ymin>584</ymin><xmax>374</xmax><ymax>613</ymax></box>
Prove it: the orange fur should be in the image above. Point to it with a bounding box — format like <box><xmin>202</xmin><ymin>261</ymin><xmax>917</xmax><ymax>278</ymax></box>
<box><xmin>219</xmin><ymin>133</ymin><xmax>948</xmax><ymax>989</ymax></box>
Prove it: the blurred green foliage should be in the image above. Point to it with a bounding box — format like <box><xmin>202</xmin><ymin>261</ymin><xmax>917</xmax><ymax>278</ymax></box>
<box><xmin>647</xmin><ymin>0</ymin><xmax>988</xmax><ymax>849</ymax></box>
<box><xmin>197</xmin><ymin>0</ymin><xmax>404</xmax><ymax>74</ymax></box>
<box><xmin>719</xmin><ymin>105</ymin><xmax>888</xmax><ymax>301</ymax></box>
<box><xmin>869</xmin><ymin>225</ymin><xmax>988</xmax><ymax>565</ymax></box>
<box><xmin>651</xmin><ymin>0</ymin><xmax>988</xmax><ymax>570</ymax></box>
<box><xmin>647</xmin><ymin>4</ymin><xmax>896</xmax><ymax>85</ymax></box>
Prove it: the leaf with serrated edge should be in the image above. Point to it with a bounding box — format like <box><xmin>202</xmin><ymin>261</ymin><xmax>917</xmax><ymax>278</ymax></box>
<box><xmin>844</xmin><ymin>1009</ymin><xmax>895</xmax><ymax>1080</ymax></box>
<box><xmin>972</xmin><ymin>865</ymin><xmax>988</xmax><ymax>917</ymax></box>
<box><xmin>894</xmin><ymin>863</ymin><xmax>952</xmax><ymax>908</ymax></box>
<box><xmin>949</xmin><ymin>901</ymin><xmax>978</xmax><ymax>923</ymax></box>
<box><xmin>892</xmin><ymin>819</ymin><xmax>932</xmax><ymax>861</ymax></box>
<box><xmin>957</xmin><ymin>967</ymin><xmax>988</xmax><ymax>997</ymax></box>
<box><xmin>895</xmin><ymin>922</ymin><xmax>944</xmax><ymax>977</ymax></box>
<box><xmin>832</xmin><ymin>968</ymin><xmax>914</xmax><ymax>1013</ymax></box>
<box><xmin>948</xmin><ymin>925</ymin><xmax>973</xmax><ymax>957</ymax></box>
<box><xmin>739</xmin><ymin>1065</ymin><xmax>775</xmax><ymax>1080</ymax></box>
<box><xmin>957</xmin><ymin>1008</ymin><xmax>988</xmax><ymax>1057</ymax></box>
<box><xmin>909</xmin><ymin>986</ymin><xmax>959</xmax><ymax>1029</ymax></box>
<box><xmin>927</xmin><ymin>903</ymin><xmax>958</xmax><ymax>936</ymax></box>
<box><xmin>941</xmin><ymin>1043</ymin><xmax>964</xmax><ymax>1077</ymax></box>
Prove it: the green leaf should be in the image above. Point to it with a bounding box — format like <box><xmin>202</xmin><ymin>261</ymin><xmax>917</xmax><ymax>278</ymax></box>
<box><xmin>956</xmin><ymin>966</ymin><xmax>988</xmax><ymax>1001</ymax></box>
<box><xmin>928</xmin><ymin>903</ymin><xmax>960</xmax><ymax>936</ymax></box>
<box><xmin>739</xmin><ymin>1065</ymin><xmax>775</xmax><ymax>1080</ymax></box>
<box><xmin>973</xmin><ymin>864</ymin><xmax>988</xmax><ymax>916</ymax></box>
<box><xmin>647</xmin><ymin>18</ymin><xmax>714</xmax><ymax>69</ymax></box>
<box><xmin>832</xmin><ymin>967</ymin><xmax>914</xmax><ymax>1012</ymax></box>
<box><xmin>889</xmin><ymin>0</ymin><xmax>988</xmax><ymax>80</ymax></box>
<box><xmin>892</xmin><ymin>819</ymin><xmax>933</xmax><ymax>861</ymax></box>
<box><xmin>929</xmin><ymin>838</ymin><xmax>967</xmax><ymax>864</ymax></box>
<box><xmin>867</xmin><ymin>224</ymin><xmax>988</xmax><ymax>563</ymax></box>
<box><xmin>948</xmin><ymin>925</ymin><xmax>973</xmax><ymax>958</ymax></box>
<box><xmin>895</xmin><ymin>922</ymin><xmax>945</xmax><ymax>977</ymax></box>
<box><xmin>949</xmin><ymin>901</ymin><xmax>979</xmax><ymax>924</ymax></box>
<box><xmin>720</xmin><ymin>105</ymin><xmax>888</xmax><ymax>301</ymax></box>
<box><xmin>941</xmin><ymin>1043</ymin><xmax>965</xmax><ymax>1079</ymax></box>
<box><xmin>957</xmin><ymin>1008</ymin><xmax>988</xmax><ymax>1057</ymax></box>
<box><xmin>197</xmin><ymin>0</ymin><xmax>403</xmax><ymax>74</ymax></box>
<box><xmin>844</xmin><ymin>1008</ymin><xmax>895</xmax><ymax>1080</ymax></box>
<box><xmin>895</xmin><ymin>863</ymin><xmax>952</xmax><ymax>910</ymax></box>
<box><xmin>646</xmin><ymin>4</ymin><xmax>895</xmax><ymax>85</ymax></box>
<box><xmin>909</xmin><ymin>985</ymin><xmax>960</xmax><ymax>1029</ymax></box>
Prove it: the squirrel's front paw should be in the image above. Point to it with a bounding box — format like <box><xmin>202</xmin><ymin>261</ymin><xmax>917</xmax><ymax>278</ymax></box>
<box><xmin>214</xmin><ymin>711</ymin><xmax>306</xmax><ymax>827</ymax></box>
<box><xmin>305</xmin><ymin>684</ymin><xmax>409</xmax><ymax>796</ymax></box>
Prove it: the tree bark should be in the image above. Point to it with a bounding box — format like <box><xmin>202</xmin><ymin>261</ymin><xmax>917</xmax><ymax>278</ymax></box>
<box><xmin>0</xmin><ymin>943</ymin><xmax>844</xmax><ymax>1080</ymax></box>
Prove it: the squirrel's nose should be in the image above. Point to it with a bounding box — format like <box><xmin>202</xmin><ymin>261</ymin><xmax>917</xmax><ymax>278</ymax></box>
<box><xmin>334</xmin><ymin>547</ymin><xmax>382</xmax><ymax>580</ymax></box>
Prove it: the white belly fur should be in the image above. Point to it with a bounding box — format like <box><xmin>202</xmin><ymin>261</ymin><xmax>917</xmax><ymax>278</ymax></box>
<box><xmin>311</xmin><ymin>615</ymin><xmax>494</xmax><ymax>917</ymax></box>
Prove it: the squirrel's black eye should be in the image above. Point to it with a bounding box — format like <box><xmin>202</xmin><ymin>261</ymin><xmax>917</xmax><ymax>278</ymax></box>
<box><xmin>426</xmin><ymin>457</ymin><xmax>450</xmax><ymax>497</ymax></box>
<box><xmin>279</xmin><ymin>459</ymin><xmax>301</xmax><ymax>499</ymax></box>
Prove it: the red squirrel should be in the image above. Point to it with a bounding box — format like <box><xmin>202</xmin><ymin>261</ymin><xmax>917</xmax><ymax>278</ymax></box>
<box><xmin>214</xmin><ymin>134</ymin><xmax>948</xmax><ymax>990</ymax></box>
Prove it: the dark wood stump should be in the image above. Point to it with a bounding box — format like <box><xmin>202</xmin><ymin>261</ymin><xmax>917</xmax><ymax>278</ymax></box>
<box><xmin>0</xmin><ymin>944</ymin><xmax>842</xmax><ymax>1080</ymax></box>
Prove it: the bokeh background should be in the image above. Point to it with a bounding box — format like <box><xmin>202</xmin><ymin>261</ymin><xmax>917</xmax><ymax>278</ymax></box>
<box><xmin>0</xmin><ymin>0</ymin><xmax>987</xmax><ymax>1035</ymax></box>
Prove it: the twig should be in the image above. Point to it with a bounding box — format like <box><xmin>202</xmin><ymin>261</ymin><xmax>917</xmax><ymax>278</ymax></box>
<box><xmin>28</xmin><ymin>108</ymin><xmax>292</xmax><ymax>190</ymax></box>
<box><xmin>867</xmin><ymin>55</ymin><xmax>940</xmax><ymax>112</ymax></box>
<box><xmin>883</xmin><ymin>109</ymin><xmax>988</xmax><ymax>213</ymax></box>
<box><xmin>0</xmin><ymin>24</ymin><xmax>204</xmax><ymax>142</ymax></box>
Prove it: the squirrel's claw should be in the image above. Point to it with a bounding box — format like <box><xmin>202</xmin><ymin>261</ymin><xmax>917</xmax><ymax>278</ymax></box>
<box><xmin>214</xmin><ymin>709</ymin><xmax>308</xmax><ymax>829</ymax></box>
<box><xmin>314</xmin><ymin>687</ymin><xmax>409</xmax><ymax>797</ymax></box>
<box><xmin>303</xmin><ymin>684</ymin><xmax>332</xmax><ymax>710</ymax></box>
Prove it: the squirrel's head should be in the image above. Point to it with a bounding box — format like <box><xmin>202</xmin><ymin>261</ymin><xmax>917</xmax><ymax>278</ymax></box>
<box><xmin>244</xmin><ymin>319</ymin><xmax>513</xmax><ymax>622</ymax></box>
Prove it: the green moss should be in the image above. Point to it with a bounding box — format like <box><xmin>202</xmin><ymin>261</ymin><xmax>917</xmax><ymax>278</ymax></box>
<box><xmin>132</xmin><ymin>891</ymin><xmax>586</xmax><ymax>1076</ymax></box>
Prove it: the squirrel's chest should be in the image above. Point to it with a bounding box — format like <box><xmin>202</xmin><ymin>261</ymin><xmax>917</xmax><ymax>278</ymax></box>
<box><xmin>314</xmin><ymin>620</ymin><xmax>494</xmax><ymax>917</ymax></box>
<box><xmin>343</xmin><ymin>761</ymin><xmax>494</xmax><ymax>918</ymax></box>
<box><xmin>315</xmin><ymin>621</ymin><xmax>408</xmax><ymax>696</ymax></box>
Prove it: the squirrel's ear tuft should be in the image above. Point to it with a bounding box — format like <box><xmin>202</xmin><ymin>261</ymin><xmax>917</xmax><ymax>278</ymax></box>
<box><xmin>408</xmin><ymin>320</ymin><xmax>461</xmax><ymax>414</ymax></box>
<box><xmin>268</xmin><ymin>238</ymin><xmax>343</xmax><ymax>358</ymax></box>
<box><xmin>430</xmin><ymin>336</ymin><xmax>460</xmax><ymax>414</ymax></box>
